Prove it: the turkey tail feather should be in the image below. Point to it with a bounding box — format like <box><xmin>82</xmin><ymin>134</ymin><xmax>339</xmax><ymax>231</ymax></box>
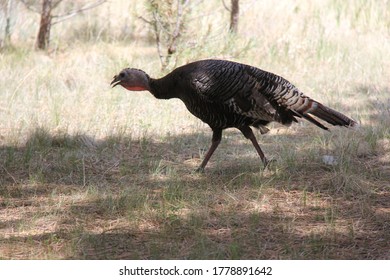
<box><xmin>287</xmin><ymin>91</ymin><xmax>357</xmax><ymax>130</ymax></box>
<box><xmin>292</xmin><ymin>109</ymin><xmax>329</xmax><ymax>130</ymax></box>
<box><xmin>292</xmin><ymin>98</ymin><xmax>357</xmax><ymax>130</ymax></box>
<box><xmin>310</xmin><ymin>103</ymin><xmax>357</xmax><ymax>128</ymax></box>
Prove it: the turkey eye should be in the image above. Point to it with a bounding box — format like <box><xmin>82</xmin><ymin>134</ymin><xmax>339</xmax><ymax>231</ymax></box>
<box><xmin>119</xmin><ymin>73</ymin><xmax>125</xmax><ymax>78</ymax></box>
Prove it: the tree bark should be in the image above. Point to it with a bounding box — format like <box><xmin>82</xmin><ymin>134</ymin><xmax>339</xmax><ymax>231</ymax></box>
<box><xmin>2</xmin><ymin>0</ymin><xmax>13</xmax><ymax>47</ymax></box>
<box><xmin>36</xmin><ymin>0</ymin><xmax>52</xmax><ymax>50</ymax></box>
<box><xmin>0</xmin><ymin>0</ymin><xmax>13</xmax><ymax>48</ymax></box>
<box><xmin>229</xmin><ymin>0</ymin><xmax>239</xmax><ymax>33</ymax></box>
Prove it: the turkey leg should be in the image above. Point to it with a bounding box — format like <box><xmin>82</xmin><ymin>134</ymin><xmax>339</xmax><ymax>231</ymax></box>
<box><xmin>239</xmin><ymin>126</ymin><xmax>268</xmax><ymax>167</ymax></box>
<box><xmin>196</xmin><ymin>129</ymin><xmax>222</xmax><ymax>172</ymax></box>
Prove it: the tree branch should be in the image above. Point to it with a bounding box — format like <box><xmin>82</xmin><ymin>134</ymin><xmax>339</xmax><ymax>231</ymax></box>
<box><xmin>138</xmin><ymin>15</ymin><xmax>153</xmax><ymax>25</ymax></box>
<box><xmin>52</xmin><ymin>0</ymin><xmax>106</xmax><ymax>25</ymax></box>
<box><xmin>19</xmin><ymin>0</ymin><xmax>40</xmax><ymax>13</ymax></box>
<box><xmin>140</xmin><ymin>0</ymin><xmax>195</xmax><ymax>70</ymax></box>
<box><xmin>221</xmin><ymin>0</ymin><xmax>230</xmax><ymax>12</ymax></box>
<box><xmin>151</xmin><ymin>10</ymin><xmax>166</xmax><ymax>69</ymax></box>
<box><xmin>172</xmin><ymin>0</ymin><xmax>189</xmax><ymax>39</ymax></box>
<box><xmin>52</xmin><ymin>0</ymin><xmax>63</xmax><ymax>10</ymax></box>
<box><xmin>166</xmin><ymin>0</ymin><xmax>189</xmax><ymax>57</ymax></box>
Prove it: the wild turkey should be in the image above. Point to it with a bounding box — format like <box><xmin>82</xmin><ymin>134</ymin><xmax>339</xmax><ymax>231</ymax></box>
<box><xmin>111</xmin><ymin>59</ymin><xmax>357</xmax><ymax>171</ymax></box>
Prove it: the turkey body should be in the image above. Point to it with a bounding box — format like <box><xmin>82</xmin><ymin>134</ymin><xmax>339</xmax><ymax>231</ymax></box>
<box><xmin>111</xmin><ymin>59</ymin><xmax>357</xmax><ymax>171</ymax></box>
<box><xmin>150</xmin><ymin>60</ymin><xmax>281</xmax><ymax>131</ymax></box>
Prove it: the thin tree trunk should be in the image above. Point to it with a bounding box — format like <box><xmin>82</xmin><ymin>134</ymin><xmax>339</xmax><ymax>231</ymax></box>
<box><xmin>4</xmin><ymin>0</ymin><xmax>13</xmax><ymax>46</ymax></box>
<box><xmin>36</xmin><ymin>0</ymin><xmax>52</xmax><ymax>50</ymax></box>
<box><xmin>229</xmin><ymin>0</ymin><xmax>239</xmax><ymax>33</ymax></box>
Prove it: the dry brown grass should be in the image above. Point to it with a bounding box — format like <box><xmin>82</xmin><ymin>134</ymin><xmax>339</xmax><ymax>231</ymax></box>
<box><xmin>1</xmin><ymin>0</ymin><xmax>389</xmax><ymax>259</ymax></box>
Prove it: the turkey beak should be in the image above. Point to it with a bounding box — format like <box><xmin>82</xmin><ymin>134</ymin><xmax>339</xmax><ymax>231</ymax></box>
<box><xmin>110</xmin><ymin>75</ymin><xmax>121</xmax><ymax>88</ymax></box>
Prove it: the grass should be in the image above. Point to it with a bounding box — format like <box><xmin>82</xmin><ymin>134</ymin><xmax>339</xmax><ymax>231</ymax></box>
<box><xmin>1</xmin><ymin>0</ymin><xmax>390</xmax><ymax>259</ymax></box>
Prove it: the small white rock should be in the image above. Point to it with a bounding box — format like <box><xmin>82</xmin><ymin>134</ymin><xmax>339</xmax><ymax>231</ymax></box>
<box><xmin>323</xmin><ymin>155</ymin><xmax>338</xmax><ymax>166</ymax></box>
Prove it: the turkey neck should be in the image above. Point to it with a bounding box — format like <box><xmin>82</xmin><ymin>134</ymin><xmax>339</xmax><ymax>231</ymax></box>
<box><xmin>148</xmin><ymin>74</ymin><xmax>183</xmax><ymax>100</ymax></box>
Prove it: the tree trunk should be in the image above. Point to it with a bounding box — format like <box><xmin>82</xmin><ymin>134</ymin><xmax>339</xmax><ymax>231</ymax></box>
<box><xmin>36</xmin><ymin>0</ymin><xmax>52</xmax><ymax>50</ymax></box>
<box><xmin>3</xmin><ymin>0</ymin><xmax>13</xmax><ymax>47</ymax></box>
<box><xmin>229</xmin><ymin>0</ymin><xmax>239</xmax><ymax>33</ymax></box>
<box><xmin>0</xmin><ymin>0</ymin><xmax>13</xmax><ymax>48</ymax></box>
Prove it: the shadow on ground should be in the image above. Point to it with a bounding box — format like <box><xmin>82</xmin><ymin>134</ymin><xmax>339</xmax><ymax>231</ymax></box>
<box><xmin>1</xmin><ymin>94</ymin><xmax>389</xmax><ymax>259</ymax></box>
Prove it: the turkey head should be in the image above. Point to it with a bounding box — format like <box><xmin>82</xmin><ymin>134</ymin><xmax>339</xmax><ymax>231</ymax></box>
<box><xmin>111</xmin><ymin>68</ymin><xmax>150</xmax><ymax>91</ymax></box>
